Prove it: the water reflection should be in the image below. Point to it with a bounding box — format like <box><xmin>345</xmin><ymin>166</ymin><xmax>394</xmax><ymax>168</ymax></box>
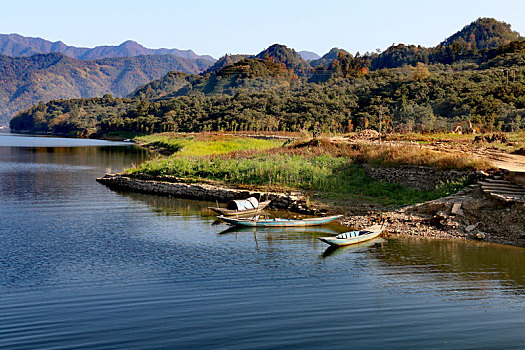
<box><xmin>368</xmin><ymin>237</ymin><xmax>525</xmax><ymax>298</ymax></box>
<box><xmin>109</xmin><ymin>190</ymin><xmax>218</xmax><ymax>218</ymax></box>
<box><xmin>113</xmin><ymin>188</ymin><xmax>525</xmax><ymax>301</ymax></box>
<box><xmin>321</xmin><ymin>239</ymin><xmax>385</xmax><ymax>258</ymax></box>
<box><xmin>2</xmin><ymin>134</ymin><xmax>525</xmax><ymax>348</ymax></box>
<box><xmin>0</xmin><ymin>145</ymin><xmax>150</xmax><ymax>200</ymax></box>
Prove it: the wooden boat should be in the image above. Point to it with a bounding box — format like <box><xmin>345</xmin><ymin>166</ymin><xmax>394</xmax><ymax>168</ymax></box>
<box><xmin>217</xmin><ymin>225</ymin><xmax>340</xmax><ymax>235</ymax></box>
<box><xmin>218</xmin><ymin>214</ymin><xmax>342</xmax><ymax>227</ymax></box>
<box><xmin>317</xmin><ymin>223</ymin><xmax>387</xmax><ymax>247</ymax></box>
<box><xmin>208</xmin><ymin>197</ymin><xmax>271</xmax><ymax>216</ymax></box>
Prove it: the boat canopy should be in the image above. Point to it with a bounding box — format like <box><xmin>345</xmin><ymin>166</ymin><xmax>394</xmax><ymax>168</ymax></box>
<box><xmin>226</xmin><ymin>197</ymin><xmax>259</xmax><ymax>211</ymax></box>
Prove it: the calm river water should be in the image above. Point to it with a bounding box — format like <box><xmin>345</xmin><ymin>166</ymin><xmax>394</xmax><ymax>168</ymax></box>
<box><xmin>1</xmin><ymin>133</ymin><xmax>524</xmax><ymax>349</ymax></box>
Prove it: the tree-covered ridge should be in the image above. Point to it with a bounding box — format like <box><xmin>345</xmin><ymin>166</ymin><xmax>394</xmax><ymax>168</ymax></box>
<box><xmin>12</xmin><ymin>61</ymin><xmax>525</xmax><ymax>136</ymax></box>
<box><xmin>131</xmin><ymin>72</ymin><xmax>195</xmax><ymax>101</ymax></box>
<box><xmin>0</xmin><ymin>53</ymin><xmax>213</xmax><ymax>125</ymax></box>
<box><xmin>130</xmin><ymin>17</ymin><xmax>525</xmax><ymax>93</ymax></box>
<box><xmin>131</xmin><ymin>58</ymin><xmax>297</xmax><ymax>100</ymax></box>
<box><xmin>370</xmin><ymin>18</ymin><xmax>524</xmax><ymax>70</ymax></box>
<box><xmin>440</xmin><ymin>17</ymin><xmax>523</xmax><ymax>50</ymax></box>
<box><xmin>199</xmin><ymin>58</ymin><xmax>298</xmax><ymax>93</ymax></box>
<box><xmin>204</xmin><ymin>54</ymin><xmax>251</xmax><ymax>73</ymax></box>
<box><xmin>255</xmin><ymin>44</ymin><xmax>311</xmax><ymax>76</ymax></box>
<box><xmin>310</xmin><ymin>48</ymin><xmax>351</xmax><ymax>68</ymax></box>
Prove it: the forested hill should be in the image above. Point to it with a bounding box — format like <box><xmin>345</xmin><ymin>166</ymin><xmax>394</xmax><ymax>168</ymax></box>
<box><xmin>204</xmin><ymin>54</ymin><xmax>251</xmax><ymax>73</ymax></box>
<box><xmin>0</xmin><ymin>33</ymin><xmax>216</xmax><ymax>61</ymax></box>
<box><xmin>9</xmin><ymin>17</ymin><xmax>525</xmax><ymax>134</ymax></box>
<box><xmin>440</xmin><ymin>17</ymin><xmax>522</xmax><ymax>50</ymax></box>
<box><xmin>255</xmin><ymin>44</ymin><xmax>311</xmax><ymax>76</ymax></box>
<box><xmin>131</xmin><ymin>58</ymin><xmax>298</xmax><ymax>100</ymax></box>
<box><xmin>0</xmin><ymin>53</ymin><xmax>213</xmax><ymax>125</ymax></box>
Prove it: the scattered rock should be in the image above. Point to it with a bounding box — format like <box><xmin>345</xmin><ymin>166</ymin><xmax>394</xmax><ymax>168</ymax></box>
<box><xmin>451</xmin><ymin>202</ymin><xmax>462</xmax><ymax>215</ymax></box>
<box><xmin>473</xmin><ymin>133</ymin><xmax>509</xmax><ymax>144</ymax></box>
<box><xmin>346</xmin><ymin>129</ymin><xmax>380</xmax><ymax>141</ymax></box>
<box><xmin>362</xmin><ymin>164</ymin><xmax>472</xmax><ymax>191</ymax></box>
<box><xmin>512</xmin><ymin>147</ymin><xmax>525</xmax><ymax>156</ymax></box>
<box><xmin>464</xmin><ymin>223</ymin><xmax>480</xmax><ymax>233</ymax></box>
<box><xmin>475</xmin><ymin>232</ymin><xmax>486</xmax><ymax>240</ymax></box>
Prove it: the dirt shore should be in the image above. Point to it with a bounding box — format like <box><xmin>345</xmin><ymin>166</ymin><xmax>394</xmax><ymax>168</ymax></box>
<box><xmin>338</xmin><ymin>185</ymin><xmax>525</xmax><ymax>248</ymax></box>
<box><xmin>97</xmin><ymin>173</ymin><xmax>525</xmax><ymax>248</ymax></box>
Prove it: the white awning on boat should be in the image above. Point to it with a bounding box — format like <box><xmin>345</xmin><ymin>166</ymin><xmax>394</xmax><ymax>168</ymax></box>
<box><xmin>227</xmin><ymin>197</ymin><xmax>259</xmax><ymax>211</ymax></box>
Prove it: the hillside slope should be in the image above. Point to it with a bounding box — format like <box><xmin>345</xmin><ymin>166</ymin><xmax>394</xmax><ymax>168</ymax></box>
<box><xmin>130</xmin><ymin>58</ymin><xmax>297</xmax><ymax>100</ymax></box>
<box><xmin>0</xmin><ymin>53</ymin><xmax>213</xmax><ymax>124</ymax></box>
<box><xmin>440</xmin><ymin>17</ymin><xmax>523</xmax><ymax>50</ymax></box>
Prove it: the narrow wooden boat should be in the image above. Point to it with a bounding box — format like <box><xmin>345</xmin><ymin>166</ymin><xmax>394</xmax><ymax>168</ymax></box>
<box><xmin>217</xmin><ymin>225</ymin><xmax>340</xmax><ymax>235</ymax></box>
<box><xmin>218</xmin><ymin>214</ymin><xmax>342</xmax><ymax>227</ymax></box>
<box><xmin>318</xmin><ymin>223</ymin><xmax>387</xmax><ymax>246</ymax></box>
<box><xmin>208</xmin><ymin>197</ymin><xmax>271</xmax><ymax>216</ymax></box>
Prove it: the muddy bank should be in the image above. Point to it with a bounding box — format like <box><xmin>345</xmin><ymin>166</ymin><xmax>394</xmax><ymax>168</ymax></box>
<box><xmin>97</xmin><ymin>173</ymin><xmax>524</xmax><ymax>248</ymax></box>
<box><xmin>343</xmin><ymin>185</ymin><xmax>525</xmax><ymax>247</ymax></box>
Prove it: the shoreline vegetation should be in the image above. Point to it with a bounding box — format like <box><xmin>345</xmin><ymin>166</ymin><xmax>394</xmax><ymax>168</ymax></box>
<box><xmin>97</xmin><ymin>131</ymin><xmax>525</xmax><ymax>247</ymax></box>
<box><xmin>127</xmin><ymin>132</ymin><xmax>488</xmax><ymax>207</ymax></box>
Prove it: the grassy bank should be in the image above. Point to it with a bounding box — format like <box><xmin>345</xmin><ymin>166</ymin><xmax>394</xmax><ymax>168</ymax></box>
<box><xmin>124</xmin><ymin>134</ymin><xmax>489</xmax><ymax>207</ymax></box>
<box><xmin>134</xmin><ymin>133</ymin><xmax>283</xmax><ymax>156</ymax></box>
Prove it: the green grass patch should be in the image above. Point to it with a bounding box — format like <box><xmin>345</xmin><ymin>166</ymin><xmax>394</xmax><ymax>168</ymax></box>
<box><xmin>126</xmin><ymin>151</ymin><xmax>468</xmax><ymax>206</ymax></box>
<box><xmin>134</xmin><ymin>133</ymin><xmax>282</xmax><ymax>156</ymax></box>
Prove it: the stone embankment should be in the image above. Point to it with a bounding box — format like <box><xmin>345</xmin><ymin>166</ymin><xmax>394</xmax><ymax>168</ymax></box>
<box><xmin>362</xmin><ymin>164</ymin><xmax>472</xmax><ymax>191</ymax></box>
<box><xmin>96</xmin><ymin>174</ymin><xmax>315</xmax><ymax>213</ymax></box>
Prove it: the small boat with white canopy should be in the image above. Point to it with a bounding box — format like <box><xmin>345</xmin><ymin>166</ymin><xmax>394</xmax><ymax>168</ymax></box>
<box><xmin>208</xmin><ymin>197</ymin><xmax>271</xmax><ymax>216</ymax></box>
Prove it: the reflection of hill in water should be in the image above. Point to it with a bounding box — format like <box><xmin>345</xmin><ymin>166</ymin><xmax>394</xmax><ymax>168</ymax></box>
<box><xmin>369</xmin><ymin>237</ymin><xmax>525</xmax><ymax>298</ymax></box>
<box><xmin>100</xmin><ymin>188</ymin><xmax>525</xmax><ymax>299</ymax></box>
<box><xmin>111</xmin><ymin>189</ymin><xmax>217</xmax><ymax>218</ymax></box>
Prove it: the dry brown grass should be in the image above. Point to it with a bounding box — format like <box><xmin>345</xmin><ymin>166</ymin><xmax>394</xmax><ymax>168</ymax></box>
<box><xmin>214</xmin><ymin>137</ymin><xmax>493</xmax><ymax>171</ymax></box>
<box><xmin>354</xmin><ymin>144</ymin><xmax>493</xmax><ymax>170</ymax></box>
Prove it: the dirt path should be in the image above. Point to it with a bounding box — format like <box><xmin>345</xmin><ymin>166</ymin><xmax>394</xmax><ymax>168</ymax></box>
<box><xmin>472</xmin><ymin>150</ymin><xmax>525</xmax><ymax>172</ymax></box>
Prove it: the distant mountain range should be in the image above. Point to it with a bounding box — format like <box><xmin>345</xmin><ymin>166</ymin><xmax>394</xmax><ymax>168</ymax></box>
<box><xmin>299</xmin><ymin>51</ymin><xmax>320</xmax><ymax>61</ymax></box>
<box><xmin>0</xmin><ymin>53</ymin><xmax>214</xmax><ymax>125</ymax></box>
<box><xmin>9</xmin><ymin>17</ymin><xmax>525</xmax><ymax>135</ymax></box>
<box><xmin>3</xmin><ymin>17</ymin><xmax>525</xmax><ymax>127</ymax></box>
<box><xmin>0</xmin><ymin>33</ymin><xmax>216</xmax><ymax>61</ymax></box>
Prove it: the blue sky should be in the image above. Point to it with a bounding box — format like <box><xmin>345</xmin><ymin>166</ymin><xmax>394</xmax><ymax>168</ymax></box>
<box><xmin>1</xmin><ymin>0</ymin><xmax>524</xmax><ymax>59</ymax></box>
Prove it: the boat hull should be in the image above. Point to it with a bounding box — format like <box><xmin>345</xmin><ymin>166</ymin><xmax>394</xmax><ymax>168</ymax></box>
<box><xmin>318</xmin><ymin>225</ymin><xmax>385</xmax><ymax>246</ymax></box>
<box><xmin>218</xmin><ymin>215</ymin><xmax>342</xmax><ymax>227</ymax></box>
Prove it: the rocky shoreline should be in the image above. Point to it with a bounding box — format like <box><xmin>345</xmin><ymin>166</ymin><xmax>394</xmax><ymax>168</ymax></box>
<box><xmin>96</xmin><ymin>174</ymin><xmax>316</xmax><ymax>213</ymax></box>
<box><xmin>97</xmin><ymin>173</ymin><xmax>525</xmax><ymax>248</ymax></box>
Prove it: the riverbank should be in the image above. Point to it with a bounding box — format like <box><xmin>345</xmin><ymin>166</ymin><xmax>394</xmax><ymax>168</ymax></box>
<box><xmin>97</xmin><ymin>172</ymin><xmax>525</xmax><ymax>247</ymax></box>
<box><xmin>96</xmin><ymin>131</ymin><xmax>525</xmax><ymax>247</ymax></box>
